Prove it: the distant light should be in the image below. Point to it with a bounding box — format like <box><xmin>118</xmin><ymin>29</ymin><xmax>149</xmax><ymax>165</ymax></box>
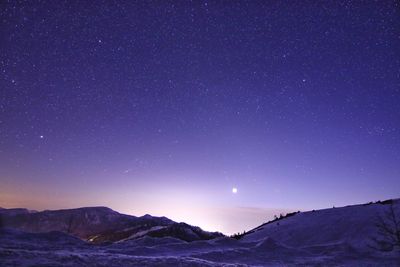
<box><xmin>232</xmin><ymin>187</ymin><xmax>238</xmax><ymax>194</ymax></box>
<box><xmin>40</xmin><ymin>135</ymin><xmax>44</xmax><ymax>139</ymax></box>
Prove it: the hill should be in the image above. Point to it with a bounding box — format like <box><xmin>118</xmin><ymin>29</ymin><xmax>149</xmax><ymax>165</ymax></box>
<box><xmin>1</xmin><ymin>199</ymin><xmax>399</xmax><ymax>266</ymax></box>
<box><xmin>0</xmin><ymin>206</ymin><xmax>223</xmax><ymax>243</ymax></box>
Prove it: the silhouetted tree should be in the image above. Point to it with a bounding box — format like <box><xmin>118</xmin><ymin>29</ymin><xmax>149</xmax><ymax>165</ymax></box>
<box><xmin>230</xmin><ymin>230</ymin><xmax>247</xmax><ymax>240</ymax></box>
<box><xmin>66</xmin><ymin>215</ymin><xmax>74</xmax><ymax>234</ymax></box>
<box><xmin>371</xmin><ymin>203</ymin><xmax>400</xmax><ymax>252</ymax></box>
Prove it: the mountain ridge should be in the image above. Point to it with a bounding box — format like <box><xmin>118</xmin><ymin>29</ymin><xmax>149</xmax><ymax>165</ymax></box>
<box><xmin>1</xmin><ymin>199</ymin><xmax>399</xmax><ymax>266</ymax></box>
<box><xmin>235</xmin><ymin>198</ymin><xmax>400</xmax><ymax>240</ymax></box>
<box><xmin>0</xmin><ymin>206</ymin><xmax>223</xmax><ymax>243</ymax></box>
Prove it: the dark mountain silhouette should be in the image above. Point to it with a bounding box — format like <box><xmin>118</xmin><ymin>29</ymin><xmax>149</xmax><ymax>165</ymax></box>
<box><xmin>0</xmin><ymin>206</ymin><xmax>223</xmax><ymax>243</ymax></box>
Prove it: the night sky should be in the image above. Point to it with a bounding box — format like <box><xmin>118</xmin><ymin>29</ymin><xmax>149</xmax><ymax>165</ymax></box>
<box><xmin>1</xmin><ymin>1</ymin><xmax>399</xmax><ymax>234</ymax></box>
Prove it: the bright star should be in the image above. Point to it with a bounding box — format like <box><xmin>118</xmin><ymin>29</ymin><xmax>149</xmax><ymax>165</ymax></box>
<box><xmin>232</xmin><ymin>187</ymin><xmax>238</xmax><ymax>194</ymax></box>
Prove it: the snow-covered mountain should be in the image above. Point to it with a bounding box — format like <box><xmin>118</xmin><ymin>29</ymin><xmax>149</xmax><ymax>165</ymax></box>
<box><xmin>241</xmin><ymin>199</ymin><xmax>400</xmax><ymax>251</ymax></box>
<box><xmin>1</xmin><ymin>199</ymin><xmax>399</xmax><ymax>266</ymax></box>
<box><xmin>0</xmin><ymin>206</ymin><xmax>223</xmax><ymax>243</ymax></box>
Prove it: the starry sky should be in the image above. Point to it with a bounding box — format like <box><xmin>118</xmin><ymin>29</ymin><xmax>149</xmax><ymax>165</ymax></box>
<box><xmin>1</xmin><ymin>1</ymin><xmax>399</xmax><ymax>234</ymax></box>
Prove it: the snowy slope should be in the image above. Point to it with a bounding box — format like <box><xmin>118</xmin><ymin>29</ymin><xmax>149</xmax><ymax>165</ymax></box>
<box><xmin>1</xmin><ymin>200</ymin><xmax>399</xmax><ymax>266</ymax></box>
<box><xmin>241</xmin><ymin>199</ymin><xmax>400</xmax><ymax>251</ymax></box>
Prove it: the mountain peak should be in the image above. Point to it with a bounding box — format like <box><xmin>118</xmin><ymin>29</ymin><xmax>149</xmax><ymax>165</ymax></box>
<box><xmin>0</xmin><ymin>206</ymin><xmax>219</xmax><ymax>243</ymax></box>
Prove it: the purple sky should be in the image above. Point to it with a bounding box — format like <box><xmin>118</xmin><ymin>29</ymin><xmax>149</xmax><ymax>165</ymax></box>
<box><xmin>1</xmin><ymin>1</ymin><xmax>399</xmax><ymax>234</ymax></box>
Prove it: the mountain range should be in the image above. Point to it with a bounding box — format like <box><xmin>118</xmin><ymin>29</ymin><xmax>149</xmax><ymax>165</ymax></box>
<box><xmin>1</xmin><ymin>199</ymin><xmax>399</xmax><ymax>266</ymax></box>
<box><xmin>0</xmin><ymin>206</ymin><xmax>223</xmax><ymax>243</ymax></box>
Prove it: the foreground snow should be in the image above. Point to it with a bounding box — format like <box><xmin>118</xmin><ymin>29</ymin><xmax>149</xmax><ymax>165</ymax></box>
<box><xmin>1</xmin><ymin>231</ymin><xmax>398</xmax><ymax>266</ymax></box>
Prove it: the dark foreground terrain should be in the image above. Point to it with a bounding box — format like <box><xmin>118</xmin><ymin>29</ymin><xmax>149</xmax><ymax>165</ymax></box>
<box><xmin>1</xmin><ymin>199</ymin><xmax>399</xmax><ymax>266</ymax></box>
